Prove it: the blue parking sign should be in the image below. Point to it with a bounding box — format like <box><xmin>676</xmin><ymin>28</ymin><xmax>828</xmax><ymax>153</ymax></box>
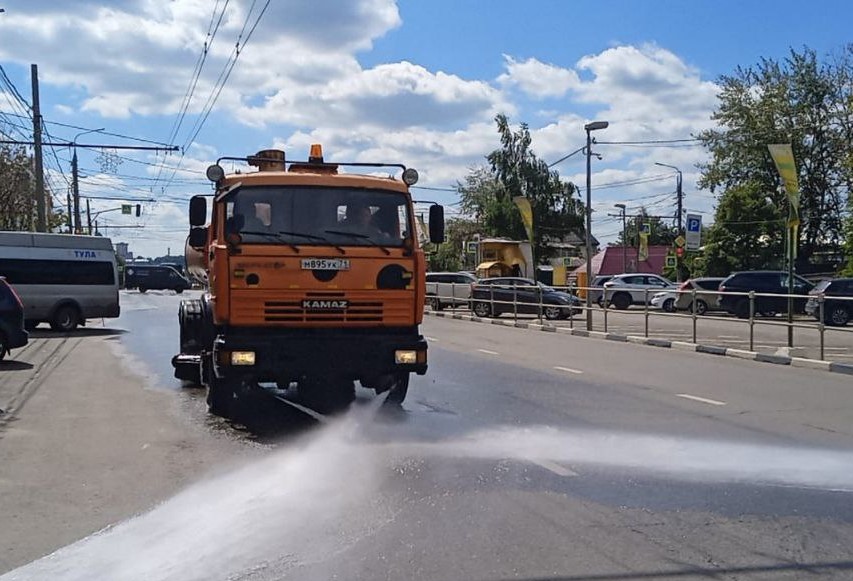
<box><xmin>685</xmin><ymin>213</ymin><xmax>702</xmax><ymax>249</ymax></box>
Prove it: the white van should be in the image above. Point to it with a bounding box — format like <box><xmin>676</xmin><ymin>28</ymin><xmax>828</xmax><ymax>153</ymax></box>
<box><xmin>0</xmin><ymin>232</ymin><xmax>120</xmax><ymax>331</ymax></box>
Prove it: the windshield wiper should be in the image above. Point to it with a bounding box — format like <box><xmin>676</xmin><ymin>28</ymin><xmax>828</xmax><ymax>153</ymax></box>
<box><xmin>324</xmin><ymin>229</ymin><xmax>391</xmax><ymax>255</ymax></box>
<box><xmin>279</xmin><ymin>230</ymin><xmax>345</xmax><ymax>255</ymax></box>
<box><xmin>238</xmin><ymin>230</ymin><xmax>302</xmax><ymax>254</ymax></box>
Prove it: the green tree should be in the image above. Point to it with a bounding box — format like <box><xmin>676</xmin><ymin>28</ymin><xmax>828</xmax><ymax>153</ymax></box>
<box><xmin>459</xmin><ymin>114</ymin><xmax>584</xmax><ymax>263</ymax></box>
<box><xmin>0</xmin><ymin>145</ymin><xmax>37</xmax><ymax>231</ymax></box>
<box><xmin>697</xmin><ymin>46</ymin><xmax>853</xmax><ymax>274</ymax></box>
<box><xmin>428</xmin><ymin>217</ymin><xmax>479</xmax><ymax>272</ymax></box>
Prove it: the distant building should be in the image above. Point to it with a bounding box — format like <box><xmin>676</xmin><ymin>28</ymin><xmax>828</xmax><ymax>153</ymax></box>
<box><xmin>114</xmin><ymin>242</ymin><xmax>132</xmax><ymax>260</ymax></box>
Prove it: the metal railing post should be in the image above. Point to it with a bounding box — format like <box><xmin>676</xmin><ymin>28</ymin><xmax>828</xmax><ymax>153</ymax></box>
<box><xmin>451</xmin><ymin>281</ymin><xmax>455</xmax><ymax>310</ymax></box>
<box><xmin>569</xmin><ymin>282</ymin><xmax>575</xmax><ymax>329</ymax></box>
<box><xmin>513</xmin><ymin>284</ymin><xmax>518</xmax><ymax>322</ymax></box>
<box><xmin>603</xmin><ymin>287</ymin><xmax>608</xmax><ymax>333</ymax></box>
<box><xmin>490</xmin><ymin>284</ymin><xmax>495</xmax><ymax>317</ymax></box>
<box><xmin>691</xmin><ymin>287</ymin><xmax>697</xmax><ymax>343</ymax></box>
<box><xmin>539</xmin><ymin>283</ymin><xmax>544</xmax><ymax>325</ymax></box>
<box><xmin>749</xmin><ymin>291</ymin><xmax>755</xmax><ymax>351</ymax></box>
<box><xmin>644</xmin><ymin>288</ymin><xmax>649</xmax><ymax>338</ymax></box>
<box><xmin>819</xmin><ymin>293</ymin><xmax>825</xmax><ymax>360</ymax></box>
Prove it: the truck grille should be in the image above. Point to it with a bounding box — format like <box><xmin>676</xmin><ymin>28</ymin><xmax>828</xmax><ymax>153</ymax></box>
<box><xmin>264</xmin><ymin>292</ymin><xmax>383</xmax><ymax>322</ymax></box>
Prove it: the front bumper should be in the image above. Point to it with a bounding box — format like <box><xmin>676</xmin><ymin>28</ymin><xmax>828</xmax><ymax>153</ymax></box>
<box><xmin>212</xmin><ymin>327</ymin><xmax>428</xmax><ymax>380</ymax></box>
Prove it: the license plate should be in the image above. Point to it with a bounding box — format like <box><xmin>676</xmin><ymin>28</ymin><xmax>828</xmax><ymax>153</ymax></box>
<box><xmin>301</xmin><ymin>258</ymin><xmax>350</xmax><ymax>271</ymax></box>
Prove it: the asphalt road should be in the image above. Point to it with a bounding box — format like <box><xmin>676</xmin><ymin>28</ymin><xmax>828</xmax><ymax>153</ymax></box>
<box><xmin>436</xmin><ymin>303</ymin><xmax>853</xmax><ymax>363</ymax></box>
<box><xmin>3</xmin><ymin>290</ymin><xmax>853</xmax><ymax>580</ymax></box>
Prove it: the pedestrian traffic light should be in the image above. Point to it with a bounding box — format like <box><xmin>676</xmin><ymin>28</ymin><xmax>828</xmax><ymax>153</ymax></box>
<box><xmin>135</xmin><ymin>204</ymin><xmax>141</xmax><ymax>217</ymax></box>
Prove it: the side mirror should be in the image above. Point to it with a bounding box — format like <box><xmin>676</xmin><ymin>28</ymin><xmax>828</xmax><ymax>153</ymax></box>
<box><xmin>188</xmin><ymin>226</ymin><xmax>207</xmax><ymax>248</ymax></box>
<box><xmin>429</xmin><ymin>204</ymin><xmax>445</xmax><ymax>244</ymax></box>
<box><xmin>189</xmin><ymin>196</ymin><xmax>207</xmax><ymax>227</ymax></box>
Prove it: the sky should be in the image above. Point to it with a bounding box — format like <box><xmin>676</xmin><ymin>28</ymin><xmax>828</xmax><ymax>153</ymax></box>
<box><xmin>0</xmin><ymin>0</ymin><xmax>850</xmax><ymax>258</ymax></box>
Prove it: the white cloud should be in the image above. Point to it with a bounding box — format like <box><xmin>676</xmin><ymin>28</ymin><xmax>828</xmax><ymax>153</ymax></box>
<box><xmin>497</xmin><ymin>55</ymin><xmax>581</xmax><ymax>99</ymax></box>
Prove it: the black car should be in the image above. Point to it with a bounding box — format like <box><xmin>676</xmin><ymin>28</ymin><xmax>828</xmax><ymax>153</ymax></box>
<box><xmin>718</xmin><ymin>271</ymin><xmax>814</xmax><ymax>318</ymax></box>
<box><xmin>805</xmin><ymin>278</ymin><xmax>853</xmax><ymax>326</ymax></box>
<box><xmin>0</xmin><ymin>276</ymin><xmax>28</xmax><ymax>361</ymax></box>
<box><xmin>470</xmin><ymin>277</ymin><xmax>581</xmax><ymax>320</ymax></box>
<box><xmin>125</xmin><ymin>265</ymin><xmax>192</xmax><ymax>293</ymax></box>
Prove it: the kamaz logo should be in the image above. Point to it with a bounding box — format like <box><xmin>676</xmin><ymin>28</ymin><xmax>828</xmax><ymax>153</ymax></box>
<box><xmin>302</xmin><ymin>299</ymin><xmax>348</xmax><ymax>310</ymax></box>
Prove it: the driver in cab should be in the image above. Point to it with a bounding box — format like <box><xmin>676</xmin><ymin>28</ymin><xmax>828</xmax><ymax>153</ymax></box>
<box><xmin>342</xmin><ymin>202</ymin><xmax>386</xmax><ymax>238</ymax></box>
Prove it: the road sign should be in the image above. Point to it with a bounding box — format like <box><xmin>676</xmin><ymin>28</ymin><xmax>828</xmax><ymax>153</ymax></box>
<box><xmin>675</xmin><ymin>247</ymin><xmax>685</xmax><ymax>258</ymax></box>
<box><xmin>121</xmin><ymin>204</ymin><xmax>132</xmax><ymax>215</ymax></box>
<box><xmin>674</xmin><ymin>235</ymin><xmax>685</xmax><ymax>247</ymax></box>
<box><xmin>665</xmin><ymin>256</ymin><xmax>677</xmax><ymax>268</ymax></box>
<box><xmin>686</xmin><ymin>213</ymin><xmax>702</xmax><ymax>250</ymax></box>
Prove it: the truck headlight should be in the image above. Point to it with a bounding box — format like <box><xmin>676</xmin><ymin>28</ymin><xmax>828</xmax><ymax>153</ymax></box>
<box><xmin>395</xmin><ymin>350</ymin><xmax>425</xmax><ymax>365</ymax></box>
<box><xmin>231</xmin><ymin>351</ymin><xmax>256</xmax><ymax>366</ymax></box>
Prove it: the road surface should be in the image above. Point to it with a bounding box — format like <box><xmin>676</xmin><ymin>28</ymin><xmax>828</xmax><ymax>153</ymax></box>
<box><xmin>2</xmin><ymin>290</ymin><xmax>853</xmax><ymax>580</ymax></box>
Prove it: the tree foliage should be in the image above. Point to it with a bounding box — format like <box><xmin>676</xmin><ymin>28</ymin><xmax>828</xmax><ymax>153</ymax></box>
<box><xmin>0</xmin><ymin>145</ymin><xmax>37</xmax><ymax>231</ymax></box>
<box><xmin>697</xmin><ymin>46</ymin><xmax>853</xmax><ymax>275</ymax></box>
<box><xmin>427</xmin><ymin>217</ymin><xmax>479</xmax><ymax>272</ymax></box>
<box><xmin>458</xmin><ymin>114</ymin><xmax>584</xmax><ymax>263</ymax></box>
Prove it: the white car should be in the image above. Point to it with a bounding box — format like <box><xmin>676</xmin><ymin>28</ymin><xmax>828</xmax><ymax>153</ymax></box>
<box><xmin>650</xmin><ymin>290</ymin><xmax>678</xmax><ymax>312</ymax></box>
<box><xmin>425</xmin><ymin>272</ymin><xmax>477</xmax><ymax>310</ymax></box>
<box><xmin>602</xmin><ymin>273</ymin><xmax>676</xmax><ymax>310</ymax></box>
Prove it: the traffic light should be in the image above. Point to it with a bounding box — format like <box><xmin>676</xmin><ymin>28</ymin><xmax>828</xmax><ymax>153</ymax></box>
<box><xmin>135</xmin><ymin>204</ymin><xmax>141</xmax><ymax>217</ymax></box>
<box><xmin>675</xmin><ymin>246</ymin><xmax>685</xmax><ymax>258</ymax></box>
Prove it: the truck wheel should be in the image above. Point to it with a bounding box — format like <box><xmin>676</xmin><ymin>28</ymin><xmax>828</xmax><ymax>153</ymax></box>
<box><xmin>50</xmin><ymin>305</ymin><xmax>80</xmax><ymax>332</ymax></box>
<box><xmin>207</xmin><ymin>374</ymin><xmax>237</xmax><ymax>419</ymax></box>
<box><xmin>384</xmin><ymin>373</ymin><xmax>410</xmax><ymax>405</ymax></box>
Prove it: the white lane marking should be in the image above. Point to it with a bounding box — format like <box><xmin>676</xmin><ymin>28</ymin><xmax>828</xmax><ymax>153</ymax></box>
<box><xmin>553</xmin><ymin>366</ymin><xmax>583</xmax><ymax>375</ymax></box>
<box><xmin>530</xmin><ymin>459</ymin><xmax>579</xmax><ymax>477</ymax></box>
<box><xmin>477</xmin><ymin>348</ymin><xmax>499</xmax><ymax>355</ymax></box>
<box><xmin>675</xmin><ymin>393</ymin><xmax>727</xmax><ymax>406</ymax></box>
<box><xmin>425</xmin><ymin>336</ymin><xmax>439</xmax><ymax>342</ymax></box>
<box><xmin>717</xmin><ymin>335</ymin><xmax>742</xmax><ymax>339</ymax></box>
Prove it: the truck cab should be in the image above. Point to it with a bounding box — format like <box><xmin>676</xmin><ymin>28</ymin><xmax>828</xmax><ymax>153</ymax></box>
<box><xmin>173</xmin><ymin>146</ymin><xmax>444</xmax><ymax>417</ymax></box>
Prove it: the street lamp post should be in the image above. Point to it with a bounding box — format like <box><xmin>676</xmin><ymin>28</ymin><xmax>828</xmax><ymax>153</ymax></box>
<box><xmin>72</xmin><ymin>128</ymin><xmax>104</xmax><ymax>233</ymax></box>
<box><xmin>584</xmin><ymin>120</ymin><xmax>608</xmax><ymax>331</ymax></box>
<box><xmin>614</xmin><ymin>203</ymin><xmax>627</xmax><ymax>273</ymax></box>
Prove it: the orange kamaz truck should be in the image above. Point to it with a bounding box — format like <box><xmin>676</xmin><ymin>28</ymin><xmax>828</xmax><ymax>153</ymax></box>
<box><xmin>172</xmin><ymin>146</ymin><xmax>444</xmax><ymax>417</ymax></box>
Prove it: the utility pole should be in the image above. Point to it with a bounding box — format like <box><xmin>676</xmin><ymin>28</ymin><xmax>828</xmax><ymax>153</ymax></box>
<box><xmin>72</xmin><ymin>150</ymin><xmax>80</xmax><ymax>233</ymax></box>
<box><xmin>583</xmin><ymin>120</ymin><xmax>608</xmax><ymax>331</ymax></box>
<box><xmin>66</xmin><ymin>193</ymin><xmax>72</xmax><ymax>233</ymax></box>
<box><xmin>86</xmin><ymin>198</ymin><xmax>92</xmax><ymax>235</ymax></box>
<box><xmin>31</xmin><ymin>64</ymin><xmax>47</xmax><ymax>232</ymax></box>
<box><xmin>614</xmin><ymin>203</ymin><xmax>627</xmax><ymax>273</ymax></box>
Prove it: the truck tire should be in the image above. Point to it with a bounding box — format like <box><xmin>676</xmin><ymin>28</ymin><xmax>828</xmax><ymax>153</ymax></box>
<box><xmin>207</xmin><ymin>372</ymin><xmax>237</xmax><ymax>419</ymax></box>
<box><xmin>383</xmin><ymin>373</ymin><xmax>410</xmax><ymax>405</ymax></box>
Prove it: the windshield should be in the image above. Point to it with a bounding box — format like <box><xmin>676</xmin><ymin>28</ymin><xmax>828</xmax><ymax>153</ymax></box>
<box><xmin>224</xmin><ymin>186</ymin><xmax>412</xmax><ymax>248</ymax></box>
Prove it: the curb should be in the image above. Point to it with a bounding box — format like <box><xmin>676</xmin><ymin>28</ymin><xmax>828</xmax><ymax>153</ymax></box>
<box><xmin>424</xmin><ymin>310</ymin><xmax>849</xmax><ymax>377</ymax></box>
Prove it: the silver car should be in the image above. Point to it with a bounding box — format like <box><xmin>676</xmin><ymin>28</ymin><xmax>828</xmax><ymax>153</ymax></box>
<box><xmin>602</xmin><ymin>273</ymin><xmax>676</xmax><ymax>310</ymax></box>
<box><xmin>425</xmin><ymin>272</ymin><xmax>477</xmax><ymax>310</ymax></box>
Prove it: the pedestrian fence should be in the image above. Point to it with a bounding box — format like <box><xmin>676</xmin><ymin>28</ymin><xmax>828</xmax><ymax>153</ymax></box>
<box><xmin>425</xmin><ymin>281</ymin><xmax>853</xmax><ymax>361</ymax></box>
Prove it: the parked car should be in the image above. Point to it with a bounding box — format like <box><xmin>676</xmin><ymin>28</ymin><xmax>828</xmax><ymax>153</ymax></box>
<box><xmin>718</xmin><ymin>271</ymin><xmax>814</xmax><ymax>318</ymax></box>
<box><xmin>470</xmin><ymin>277</ymin><xmax>581</xmax><ymax>320</ymax></box>
<box><xmin>674</xmin><ymin>277</ymin><xmax>726</xmax><ymax>315</ymax></box>
<box><xmin>125</xmin><ymin>264</ymin><xmax>192</xmax><ymax>293</ymax></box>
<box><xmin>650</xmin><ymin>290</ymin><xmax>677</xmax><ymax>312</ymax></box>
<box><xmin>805</xmin><ymin>278</ymin><xmax>853</xmax><ymax>326</ymax></box>
<box><xmin>588</xmin><ymin>275</ymin><xmax>614</xmax><ymax>305</ymax></box>
<box><xmin>425</xmin><ymin>271</ymin><xmax>477</xmax><ymax>310</ymax></box>
<box><xmin>601</xmin><ymin>273</ymin><xmax>676</xmax><ymax>310</ymax></box>
<box><xmin>0</xmin><ymin>277</ymin><xmax>28</xmax><ymax>361</ymax></box>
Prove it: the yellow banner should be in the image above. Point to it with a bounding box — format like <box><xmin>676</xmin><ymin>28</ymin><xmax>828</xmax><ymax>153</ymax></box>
<box><xmin>767</xmin><ymin>144</ymin><xmax>800</xmax><ymax>227</ymax></box>
<box><xmin>639</xmin><ymin>231</ymin><xmax>649</xmax><ymax>262</ymax></box>
<box><xmin>513</xmin><ymin>196</ymin><xmax>534</xmax><ymax>243</ymax></box>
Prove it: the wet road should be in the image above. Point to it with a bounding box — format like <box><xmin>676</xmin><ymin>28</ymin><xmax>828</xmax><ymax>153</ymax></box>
<box><xmin>5</xmin><ymin>290</ymin><xmax>853</xmax><ymax>580</ymax></box>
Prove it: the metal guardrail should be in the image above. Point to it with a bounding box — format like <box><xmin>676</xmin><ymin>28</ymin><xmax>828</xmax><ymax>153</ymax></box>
<box><xmin>425</xmin><ymin>281</ymin><xmax>853</xmax><ymax>361</ymax></box>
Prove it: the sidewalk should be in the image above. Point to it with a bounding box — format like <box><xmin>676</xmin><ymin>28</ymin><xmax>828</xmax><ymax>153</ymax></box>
<box><xmin>0</xmin><ymin>328</ymin><xmax>252</xmax><ymax>573</ymax></box>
